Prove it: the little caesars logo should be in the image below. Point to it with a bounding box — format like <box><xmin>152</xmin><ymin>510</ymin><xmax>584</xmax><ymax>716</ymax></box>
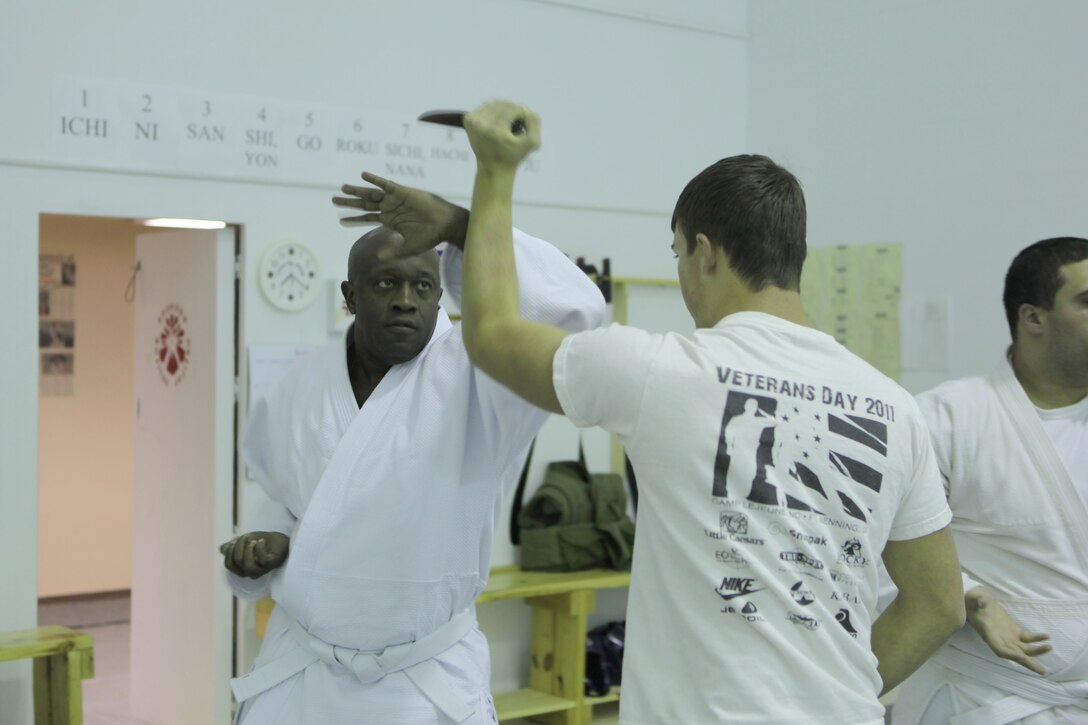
<box><xmin>838</xmin><ymin>538</ymin><xmax>869</xmax><ymax>567</ymax></box>
<box><xmin>704</xmin><ymin>512</ymin><xmax>765</xmax><ymax>545</ymax></box>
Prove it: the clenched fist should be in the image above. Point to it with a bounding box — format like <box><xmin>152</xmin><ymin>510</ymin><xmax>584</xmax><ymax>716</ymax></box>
<box><xmin>219</xmin><ymin>531</ymin><xmax>290</xmax><ymax>579</ymax></box>
<box><xmin>464</xmin><ymin>100</ymin><xmax>541</xmax><ymax>169</ymax></box>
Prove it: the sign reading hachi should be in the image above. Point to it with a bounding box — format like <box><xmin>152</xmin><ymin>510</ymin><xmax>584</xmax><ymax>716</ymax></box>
<box><xmin>50</xmin><ymin>76</ymin><xmax>544</xmax><ymax>193</ymax></box>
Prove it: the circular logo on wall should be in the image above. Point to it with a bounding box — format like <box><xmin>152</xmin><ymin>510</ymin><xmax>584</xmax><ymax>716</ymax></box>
<box><xmin>155</xmin><ymin>303</ymin><xmax>191</xmax><ymax>386</ymax></box>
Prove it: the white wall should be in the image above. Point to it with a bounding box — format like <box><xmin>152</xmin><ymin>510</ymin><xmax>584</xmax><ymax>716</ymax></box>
<box><xmin>0</xmin><ymin>1</ymin><xmax>747</xmax><ymax>718</ymax></box>
<box><xmin>748</xmin><ymin>0</ymin><xmax>1088</xmax><ymax>393</ymax></box>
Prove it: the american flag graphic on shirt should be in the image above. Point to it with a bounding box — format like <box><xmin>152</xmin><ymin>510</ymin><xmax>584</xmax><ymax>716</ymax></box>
<box><xmin>712</xmin><ymin>390</ymin><xmax>888</xmax><ymax>522</ymax></box>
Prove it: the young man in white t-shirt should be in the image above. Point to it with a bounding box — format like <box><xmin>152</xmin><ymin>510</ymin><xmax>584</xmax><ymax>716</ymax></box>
<box><xmin>892</xmin><ymin>238</ymin><xmax>1088</xmax><ymax>725</ymax></box>
<box><xmin>390</xmin><ymin>100</ymin><xmax>966</xmax><ymax>724</ymax></box>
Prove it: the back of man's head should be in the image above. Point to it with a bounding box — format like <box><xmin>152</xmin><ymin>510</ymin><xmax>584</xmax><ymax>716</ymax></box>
<box><xmin>671</xmin><ymin>154</ymin><xmax>807</xmax><ymax>292</ymax></box>
<box><xmin>1003</xmin><ymin>236</ymin><xmax>1088</xmax><ymax>340</ymax></box>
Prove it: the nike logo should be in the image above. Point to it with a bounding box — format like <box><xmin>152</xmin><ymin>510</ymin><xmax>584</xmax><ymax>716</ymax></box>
<box><xmin>717</xmin><ymin>588</ymin><xmax>766</xmax><ymax>601</ymax></box>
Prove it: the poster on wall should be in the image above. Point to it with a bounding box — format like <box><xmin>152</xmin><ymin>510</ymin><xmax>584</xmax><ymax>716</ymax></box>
<box><xmin>800</xmin><ymin>243</ymin><xmax>902</xmax><ymax>381</ymax></box>
<box><xmin>39</xmin><ymin>254</ymin><xmax>76</xmax><ymax>395</ymax></box>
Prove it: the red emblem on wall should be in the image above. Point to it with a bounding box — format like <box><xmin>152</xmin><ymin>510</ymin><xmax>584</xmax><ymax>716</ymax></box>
<box><xmin>155</xmin><ymin>303</ymin><xmax>191</xmax><ymax>386</ymax></box>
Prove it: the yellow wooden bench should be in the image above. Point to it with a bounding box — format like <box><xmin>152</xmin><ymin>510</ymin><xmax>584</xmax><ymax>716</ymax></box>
<box><xmin>253</xmin><ymin>566</ymin><xmax>630</xmax><ymax>724</ymax></box>
<box><xmin>0</xmin><ymin>626</ymin><xmax>95</xmax><ymax>725</ymax></box>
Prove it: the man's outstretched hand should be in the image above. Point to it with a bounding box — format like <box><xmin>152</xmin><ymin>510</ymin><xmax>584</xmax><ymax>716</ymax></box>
<box><xmin>966</xmin><ymin>586</ymin><xmax>1052</xmax><ymax>675</ymax></box>
<box><xmin>464</xmin><ymin>100</ymin><xmax>541</xmax><ymax>169</ymax></box>
<box><xmin>219</xmin><ymin>531</ymin><xmax>289</xmax><ymax>580</ymax></box>
<box><xmin>332</xmin><ymin>172</ymin><xmax>468</xmax><ymax>259</ymax></box>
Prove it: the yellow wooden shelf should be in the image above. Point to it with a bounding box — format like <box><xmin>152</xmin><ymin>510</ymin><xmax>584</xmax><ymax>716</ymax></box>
<box><xmin>0</xmin><ymin>626</ymin><xmax>93</xmax><ymax>669</ymax></box>
<box><xmin>0</xmin><ymin>625</ymin><xmax>95</xmax><ymax>725</ymax></box>
<box><xmin>493</xmin><ymin>687</ymin><xmax>576</xmax><ymax>720</ymax></box>
<box><xmin>478</xmin><ymin>567</ymin><xmax>630</xmax><ymax>603</ymax></box>
<box><xmin>480</xmin><ymin>567</ymin><xmax>630</xmax><ymax>724</ymax></box>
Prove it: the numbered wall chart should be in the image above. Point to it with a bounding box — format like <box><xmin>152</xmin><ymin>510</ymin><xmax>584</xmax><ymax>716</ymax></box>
<box><xmin>50</xmin><ymin>77</ymin><xmax>545</xmax><ymax>192</ymax></box>
<box><xmin>801</xmin><ymin>244</ymin><xmax>902</xmax><ymax>381</ymax></box>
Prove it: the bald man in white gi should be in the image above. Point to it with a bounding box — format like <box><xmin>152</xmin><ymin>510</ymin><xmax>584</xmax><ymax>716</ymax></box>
<box><xmin>893</xmin><ymin>237</ymin><xmax>1088</xmax><ymax>724</ymax></box>
<box><xmin>219</xmin><ymin>178</ymin><xmax>605</xmax><ymax>724</ymax></box>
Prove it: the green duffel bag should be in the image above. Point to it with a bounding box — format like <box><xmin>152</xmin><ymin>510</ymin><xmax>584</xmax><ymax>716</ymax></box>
<box><xmin>511</xmin><ymin>440</ymin><xmax>636</xmax><ymax>572</ymax></box>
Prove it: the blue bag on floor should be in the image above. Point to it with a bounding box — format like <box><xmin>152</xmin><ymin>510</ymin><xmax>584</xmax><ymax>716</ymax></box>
<box><xmin>584</xmin><ymin>621</ymin><xmax>626</xmax><ymax>696</ymax></box>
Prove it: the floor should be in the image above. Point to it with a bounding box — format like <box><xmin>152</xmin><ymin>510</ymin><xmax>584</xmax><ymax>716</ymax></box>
<box><xmin>38</xmin><ymin>591</ymin><xmax>148</xmax><ymax>725</ymax></box>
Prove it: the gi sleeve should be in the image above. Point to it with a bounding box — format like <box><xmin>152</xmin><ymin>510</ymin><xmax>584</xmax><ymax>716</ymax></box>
<box><xmin>552</xmin><ymin>324</ymin><xmax>663</xmax><ymax>438</ymax></box>
<box><xmin>441</xmin><ymin>227</ymin><xmax>606</xmax><ymax>333</ymax></box>
<box><xmin>226</xmin><ymin>384</ymin><xmax>299</xmax><ymax>600</ymax></box>
<box><xmin>442</xmin><ymin>228</ymin><xmax>607</xmax><ymax>467</ymax></box>
<box><xmin>915</xmin><ymin>385</ymin><xmax>983</xmax><ymax>593</ymax></box>
<box><xmin>915</xmin><ymin>387</ymin><xmax>954</xmax><ymax>499</ymax></box>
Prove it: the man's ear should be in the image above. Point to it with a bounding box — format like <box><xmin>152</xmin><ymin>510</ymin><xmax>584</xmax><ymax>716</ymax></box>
<box><xmin>695</xmin><ymin>233</ymin><xmax>718</xmax><ymax>273</ymax></box>
<box><xmin>340</xmin><ymin>281</ymin><xmax>355</xmax><ymax>315</ymax></box>
<box><xmin>1018</xmin><ymin>303</ymin><xmax>1044</xmax><ymax>337</ymax></box>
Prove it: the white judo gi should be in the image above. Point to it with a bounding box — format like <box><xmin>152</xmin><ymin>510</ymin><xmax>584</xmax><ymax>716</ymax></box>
<box><xmin>227</xmin><ymin>230</ymin><xmax>605</xmax><ymax>725</ymax></box>
<box><xmin>892</xmin><ymin>359</ymin><xmax>1088</xmax><ymax>725</ymax></box>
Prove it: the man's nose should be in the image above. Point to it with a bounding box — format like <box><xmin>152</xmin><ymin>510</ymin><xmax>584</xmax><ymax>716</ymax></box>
<box><xmin>391</xmin><ymin>283</ymin><xmax>418</xmax><ymax>310</ymax></box>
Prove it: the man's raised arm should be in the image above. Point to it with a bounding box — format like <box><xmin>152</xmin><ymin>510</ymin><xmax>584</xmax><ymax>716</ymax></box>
<box><xmin>460</xmin><ymin>101</ymin><xmax>570</xmax><ymax>414</ymax></box>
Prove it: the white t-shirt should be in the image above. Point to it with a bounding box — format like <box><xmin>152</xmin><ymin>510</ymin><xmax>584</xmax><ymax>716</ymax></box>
<box><xmin>552</xmin><ymin>311</ymin><xmax>951</xmax><ymax>725</ymax></box>
<box><xmin>1035</xmin><ymin>394</ymin><xmax>1088</xmax><ymax>507</ymax></box>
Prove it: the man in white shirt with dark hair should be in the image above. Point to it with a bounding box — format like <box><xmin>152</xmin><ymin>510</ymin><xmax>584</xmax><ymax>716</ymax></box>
<box><xmin>893</xmin><ymin>236</ymin><xmax>1088</xmax><ymax>725</ymax></box>
<box><xmin>384</xmin><ymin>100</ymin><xmax>967</xmax><ymax>725</ymax></box>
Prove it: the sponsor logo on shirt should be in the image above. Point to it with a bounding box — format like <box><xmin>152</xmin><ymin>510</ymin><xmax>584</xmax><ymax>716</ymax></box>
<box><xmin>704</xmin><ymin>528</ymin><xmax>765</xmax><ymax>545</ymax></box>
<box><xmin>830</xmin><ymin>590</ymin><xmax>860</xmax><ymax>604</ymax></box>
<box><xmin>790</xmin><ymin>580</ymin><xmax>816</xmax><ymax>606</ymax></box>
<box><xmin>721</xmin><ymin>600</ymin><xmax>766</xmax><ymax>622</ymax></box>
<box><xmin>790</xmin><ymin>531</ymin><xmax>828</xmax><ymax>546</ymax></box>
<box><xmin>836</xmin><ymin>608</ymin><xmax>858</xmax><ymax>638</ymax></box>
<box><xmin>838</xmin><ymin>538</ymin><xmax>869</xmax><ymax>567</ymax></box>
<box><xmin>715</xmin><ymin>547</ymin><xmax>750</xmax><ymax>569</ymax></box>
<box><xmin>787</xmin><ymin>612</ymin><xmax>820</xmax><ymax>630</ymax></box>
<box><xmin>716</xmin><ymin>576</ymin><xmax>766</xmax><ymax>601</ymax></box>
<box><xmin>829</xmin><ymin>569</ymin><xmax>859</xmax><ymax>587</ymax></box>
<box><xmin>705</xmin><ymin>511</ymin><xmax>766</xmax><ymax>545</ymax></box>
<box><xmin>770</xmin><ymin>521</ymin><xmax>829</xmax><ymax>546</ymax></box>
<box><xmin>779</xmin><ymin>551</ymin><xmax>825</xmax><ymax>571</ymax></box>
<box><xmin>721</xmin><ymin>512</ymin><xmax>749</xmax><ymax>534</ymax></box>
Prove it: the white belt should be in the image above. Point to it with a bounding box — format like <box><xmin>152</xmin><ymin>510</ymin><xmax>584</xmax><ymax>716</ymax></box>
<box><xmin>935</xmin><ymin>647</ymin><xmax>1088</xmax><ymax>725</ymax></box>
<box><xmin>231</xmin><ymin>607</ymin><xmax>478</xmax><ymax>723</ymax></box>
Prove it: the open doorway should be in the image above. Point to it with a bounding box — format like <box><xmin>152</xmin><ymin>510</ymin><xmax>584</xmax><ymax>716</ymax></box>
<box><xmin>37</xmin><ymin>213</ymin><xmax>241</xmax><ymax>725</ymax></box>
